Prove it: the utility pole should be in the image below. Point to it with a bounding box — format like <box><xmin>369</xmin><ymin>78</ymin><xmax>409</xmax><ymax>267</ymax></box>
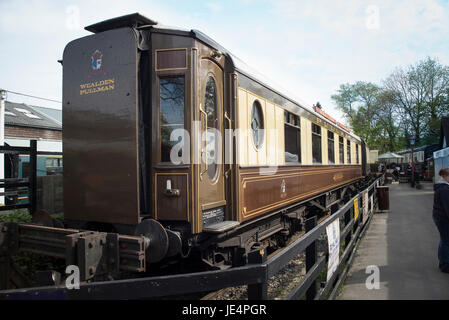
<box><xmin>0</xmin><ymin>89</ymin><xmax>5</xmax><ymax>204</ymax></box>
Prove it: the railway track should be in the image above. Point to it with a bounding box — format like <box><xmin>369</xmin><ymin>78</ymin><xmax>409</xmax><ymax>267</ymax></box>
<box><xmin>200</xmin><ymin>212</ymin><xmax>335</xmax><ymax>300</ymax></box>
<box><xmin>200</xmin><ymin>230</ymin><xmax>312</xmax><ymax>300</ymax></box>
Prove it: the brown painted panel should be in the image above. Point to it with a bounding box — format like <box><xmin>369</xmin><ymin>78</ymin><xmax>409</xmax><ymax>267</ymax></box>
<box><xmin>150</xmin><ymin>34</ymin><xmax>195</xmax><ymax>230</ymax></box>
<box><xmin>156</xmin><ymin>49</ymin><xmax>187</xmax><ymax>71</ymax></box>
<box><xmin>63</xmin><ymin>28</ymin><xmax>140</xmax><ymax>225</ymax></box>
<box><xmin>196</xmin><ymin>50</ymin><xmax>226</xmax><ymax>232</ymax></box>
<box><xmin>239</xmin><ymin>165</ymin><xmax>362</xmax><ymax>222</ymax></box>
<box><xmin>155</xmin><ymin>173</ymin><xmax>189</xmax><ymax>221</ymax></box>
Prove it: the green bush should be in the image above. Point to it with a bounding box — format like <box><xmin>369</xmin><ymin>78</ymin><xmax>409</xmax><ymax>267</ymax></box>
<box><xmin>0</xmin><ymin>209</ymin><xmax>32</xmax><ymax>223</ymax></box>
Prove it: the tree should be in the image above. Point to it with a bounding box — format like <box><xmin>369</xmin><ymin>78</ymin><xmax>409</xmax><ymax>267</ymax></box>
<box><xmin>332</xmin><ymin>57</ymin><xmax>449</xmax><ymax>153</ymax></box>
<box><xmin>383</xmin><ymin>57</ymin><xmax>449</xmax><ymax>146</ymax></box>
<box><xmin>331</xmin><ymin>81</ymin><xmax>381</xmax><ymax>148</ymax></box>
<box><xmin>373</xmin><ymin>90</ymin><xmax>402</xmax><ymax>152</ymax></box>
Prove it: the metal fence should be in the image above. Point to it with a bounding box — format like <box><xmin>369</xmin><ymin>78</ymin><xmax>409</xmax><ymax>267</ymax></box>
<box><xmin>0</xmin><ymin>140</ymin><xmax>37</xmax><ymax>215</ymax></box>
<box><xmin>0</xmin><ymin>176</ymin><xmax>382</xmax><ymax>300</ymax></box>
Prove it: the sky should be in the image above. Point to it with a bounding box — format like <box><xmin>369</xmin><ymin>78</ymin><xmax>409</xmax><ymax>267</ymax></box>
<box><xmin>1</xmin><ymin>0</ymin><xmax>449</xmax><ymax>124</ymax></box>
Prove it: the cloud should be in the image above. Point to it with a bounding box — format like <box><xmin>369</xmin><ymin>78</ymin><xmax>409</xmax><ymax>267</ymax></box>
<box><xmin>1</xmin><ymin>0</ymin><xmax>448</xmax><ymax>123</ymax></box>
<box><xmin>205</xmin><ymin>2</ymin><xmax>222</xmax><ymax>12</ymax></box>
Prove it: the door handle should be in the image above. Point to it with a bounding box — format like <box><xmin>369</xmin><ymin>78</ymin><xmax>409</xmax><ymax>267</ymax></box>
<box><xmin>224</xmin><ymin>111</ymin><xmax>232</xmax><ymax>179</ymax></box>
<box><xmin>199</xmin><ymin>104</ymin><xmax>208</xmax><ymax>180</ymax></box>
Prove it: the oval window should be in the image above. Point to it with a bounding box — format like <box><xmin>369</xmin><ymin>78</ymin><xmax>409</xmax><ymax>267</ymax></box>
<box><xmin>204</xmin><ymin>76</ymin><xmax>218</xmax><ymax>180</ymax></box>
<box><xmin>251</xmin><ymin>100</ymin><xmax>264</xmax><ymax>149</ymax></box>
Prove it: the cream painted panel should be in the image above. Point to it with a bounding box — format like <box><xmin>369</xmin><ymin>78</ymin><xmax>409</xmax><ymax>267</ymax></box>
<box><xmin>265</xmin><ymin>101</ymin><xmax>276</xmax><ymax>165</ymax></box>
<box><xmin>350</xmin><ymin>141</ymin><xmax>354</xmax><ymax>164</ymax></box>
<box><xmin>351</xmin><ymin>141</ymin><xmax>356</xmax><ymax>165</ymax></box>
<box><xmin>275</xmin><ymin>106</ymin><xmax>285</xmax><ymax>165</ymax></box>
<box><xmin>258</xmin><ymin>99</ymin><xmax>267</xmax><ymax>165</ymax></box>
<box><xmin>322</xmin><ymin>128</ymin><xmax>328</xmax><ymax>165</ymax></box>
<box><xmin>334</xmin><ymin>136</ymin><xmax>339</xmax><ymax>164</ymax></box>
<box><xmin>359</xmin><ymin>144</ymin><xmax>362</xmax><ymax>164</ymax></box>
<box><xmin>237</xmin><ymin>88</ymin><xmax>248</xmax><ymax>166</ymax></box>
<box><xmin>302</xmin><ymin>118</ymin><xmax>312</xmax><ymax>165</ymax></box>
<box><xmin>247</xmin><ymin>93</ymin><xmax>257</xmax><ymax>166</ymax></box>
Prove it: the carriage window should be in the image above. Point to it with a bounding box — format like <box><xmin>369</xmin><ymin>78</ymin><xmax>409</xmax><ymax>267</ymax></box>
<box><xmin>312</xmin><ymin>123</ymin><xmax>322</xmax><ymax>164</ymax></box>
<box><xmin>205</xmin><ymin>76</ymin><xmax>218</xmax><ymax>180</ymax></box>
<box><xmin>356</xmin><ymin>144</ymin><xmax>359</xmax><ymax>164</ymax></box>
<box><xmin>339</xmin><ymin>136</ymin><xmax>344</xmax><ymax>164</ymax></box>
<box><xmin>160</xmin><ymin>76</ymin><xmax>185</xmax><ymax>163</ymax></box>
<box><xmin>284</xmin><ymin>111</ymin><xmax>301</xmax><ymax>163</ymax></box>
<box><xmin>45</xmin><ymin>157</ymin><xmax>63</xmax><ymax>175</ymax></box>
<box><xmin>328</xmin><ymin>131</ymin><xmax>335</xmax><ymax>164</ymax></box>
<box><xmin>347</xmin><ymin>139</ymin><xmax>351</xmax><ymax>164</ymax></box>
<box><xmin>251</xmin><ymin>100</ymin><xmax>264</xmax><ymax>149</ymax></box>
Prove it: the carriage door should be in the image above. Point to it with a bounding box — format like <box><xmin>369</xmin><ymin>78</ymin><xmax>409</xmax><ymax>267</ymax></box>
<box><xmin>198</xmin><ymin>58</ymin><xmax>227</xmax><ymax>231</ymax></box>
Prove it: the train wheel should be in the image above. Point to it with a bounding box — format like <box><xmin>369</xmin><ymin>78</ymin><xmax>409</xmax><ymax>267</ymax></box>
<box><xmin>134</xmin><ymin>219</ymin><xmax>169</xmax><ymax>264</ymax></box>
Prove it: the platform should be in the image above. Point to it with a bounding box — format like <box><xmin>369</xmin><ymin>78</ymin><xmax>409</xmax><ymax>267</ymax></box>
<box><xmin>338</xmin><ymin>182</ymin><xmax>449</xmax><ymax>299</ymax></box>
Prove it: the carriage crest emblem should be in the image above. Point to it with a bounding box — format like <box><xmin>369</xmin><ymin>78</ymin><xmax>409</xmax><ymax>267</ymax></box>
<box><xmin>91</xmin><ymin>50</ymin><xmax>103</xmax><ymax>70</ymax></box>
<box><xmin>280</xmin><ymin>179</ymin><xmax>287</xmax><ymax>198</ymax></box>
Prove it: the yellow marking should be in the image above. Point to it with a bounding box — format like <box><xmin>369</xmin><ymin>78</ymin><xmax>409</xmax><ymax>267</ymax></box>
<box><xmin>79</xmin><ymin>78</ymin><xmax>115</xmax><ymax>95</ymax></box>
<box><xmin>19</xmin><ymin>154</ymin><xmax>62</xmax><ymax>158</ymax></box>
<box><xmin>333</xmin><ymin>173</ymin><xmax>344</xmax><ymax>181</ymax></box>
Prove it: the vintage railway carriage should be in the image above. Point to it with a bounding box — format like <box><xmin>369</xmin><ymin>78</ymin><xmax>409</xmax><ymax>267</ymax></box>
<box><xmin>63</xmin><ymin>13</ymin><xmax>371</xmax><ymax>267</ymax></box>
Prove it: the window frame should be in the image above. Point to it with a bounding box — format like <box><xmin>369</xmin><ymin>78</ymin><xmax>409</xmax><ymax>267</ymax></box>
<box><xmin>328</xmin><ymin>131</ymin><xmax>335</xmax><ymax>164</ymax></box>
<box><xmin>158</xmin><ymin>75</ymin><xmax>186</xmax><ymax>164</ymax></box>
<box><xmin>312</xmin><ymin>123</ymin><xmax>322</xmax><ymax>164</ymax></box>
<box><xmin>347</xmin><ymin>139</ymin><xmax>351</xmax><ymax>164</ymax></box>
<box><xmin>284</xmin><ymin>111</ymin><xmax>301</xmax><ymax>164</ymax></box>
<box><xmin>339</xmin><ymin>136</ymin><xmax>344</xmax><ymax>164</ymax></box>
<box><xmin>250</xmin><ymin>100</ymin><xmax>265</xmax><ymax>150</ymax></box>
<box><xmin>204</xmin><ymin>75</ymin><xmax>219</xmax><ymax>181</ymax></box>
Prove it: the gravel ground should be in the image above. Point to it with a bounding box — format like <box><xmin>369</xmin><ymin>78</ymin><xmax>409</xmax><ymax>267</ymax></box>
<box><xmin>211</xmin><ymin>235</ymin><xmax>329</xmax><ymax>300</ymax></box>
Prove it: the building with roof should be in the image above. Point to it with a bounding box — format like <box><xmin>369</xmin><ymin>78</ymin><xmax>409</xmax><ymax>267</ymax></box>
<box><xmin>4</xmin><ymin>101</ymin><xmax>62</xmax><ymax>152</ymax></box>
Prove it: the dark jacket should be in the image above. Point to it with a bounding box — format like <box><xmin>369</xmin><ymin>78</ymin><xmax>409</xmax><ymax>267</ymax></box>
<box><xmin>433</xmin><ymin>180</ymin><xmax>449</xmax><ymax>220</ymax></box>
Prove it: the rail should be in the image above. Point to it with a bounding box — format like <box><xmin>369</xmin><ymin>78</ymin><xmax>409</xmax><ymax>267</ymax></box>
<box><xmin>0</xmin><ymin>175</ymin><xmax>383</xmax><ymax>300</ymax></box>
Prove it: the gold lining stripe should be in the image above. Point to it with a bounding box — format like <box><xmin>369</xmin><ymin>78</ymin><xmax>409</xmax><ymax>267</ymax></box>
<box><xmin>239</xmin><ymin>165</ymin><xmax>360</xmax><ymax>175</ymax></box>
<box><xmin>241</xmin><ymin>177</ymin><xmax>360</xmax><ymax>218</ymax></box>
<box><xmin>191</xmin><ymin>47</ymin><xmax>196</xmax><ymax>233</ymax></box>
<box><xmin>241</xmin><ymin>167</ymin><xmax>360</xmax><ymax>182</ymax></box>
